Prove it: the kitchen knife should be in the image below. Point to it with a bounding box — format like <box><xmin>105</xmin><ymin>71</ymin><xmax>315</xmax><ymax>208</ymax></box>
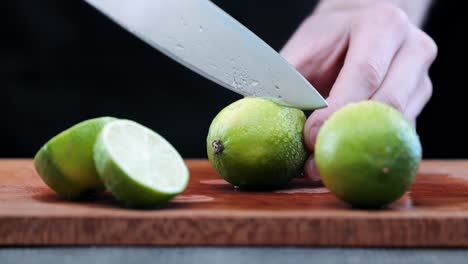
<box><xmin>84</xmin><ymin>0</ymin><xmax>327</xmax><ymax>110</ymax></box>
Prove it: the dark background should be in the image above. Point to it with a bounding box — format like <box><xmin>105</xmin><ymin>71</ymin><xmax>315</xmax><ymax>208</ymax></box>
<box><xmin>418</xmin><ymin>1</ymin><xmax>467</xmax><ymax>158</ymax></box>
<box><xmin>0</xmin><ymin>1</ymin><xmax>466</xmax><ymax>158</ymax></box>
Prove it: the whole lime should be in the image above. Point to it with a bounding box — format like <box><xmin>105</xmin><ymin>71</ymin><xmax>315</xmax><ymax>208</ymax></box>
<box><xmin>315</xmin><ymin>101</ymin><xmax>422</xmax><ymax>208</ymax></box>
<box><xmin>34</xmin><ymin>117</ymin><xmax>116</xmax><ymax>198</ymax></box>
<box><xmin>206</xmin><ymin>97</ymin><xmax>308</xmax><ymax>189</ymax></box>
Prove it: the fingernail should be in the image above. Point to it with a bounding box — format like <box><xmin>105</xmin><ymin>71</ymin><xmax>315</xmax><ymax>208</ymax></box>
<box><xmin>308</xmin><ymin>124</ymin><xmax>321</xmax><ymax>149</ymax></box>
<box><xmin>304</xmin><ymin>156</ymin><xmax>321</xmax><ymax>182</ymax></box>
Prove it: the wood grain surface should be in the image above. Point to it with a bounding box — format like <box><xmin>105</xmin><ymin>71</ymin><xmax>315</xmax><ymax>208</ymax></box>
<box><xmin>1</xmin><ymin>159</ymin><xmax>468</xmax><ymax>246</ymax></box>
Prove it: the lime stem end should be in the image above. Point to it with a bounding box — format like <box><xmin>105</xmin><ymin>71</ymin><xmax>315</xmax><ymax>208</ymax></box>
<box><xmin>212</xmin><ymin>140</ymin><xmax>224</xmax><ymax>155</ymax></box>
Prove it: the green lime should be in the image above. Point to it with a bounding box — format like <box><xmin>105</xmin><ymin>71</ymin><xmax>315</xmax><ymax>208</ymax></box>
<box><xmin>315</xmin><ymin>101</ymin><xmax>422</xmax><ymax>208</ymax></box>
<box><xmin>93</xmin><ymin>120</ymin><xmax>189</xmax><ymax>208</ymax></box>
<box><xmin>34</xmin><ymin>117</ymin><xmax>117</xmax><ymax>198</ymax></box>
<box><xmin>206</xmin><ymin>97</ymin><xmax>308</xmax><ymax>189</ymax></box>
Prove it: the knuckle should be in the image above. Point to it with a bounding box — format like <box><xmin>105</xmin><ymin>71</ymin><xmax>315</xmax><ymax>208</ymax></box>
<box><xmin>421</xmin><ymin>78</ymin><xmax>433</xmax><ymax>103</ymax></box>
<box><xmin>414</xmin><ymin>31</ymin><xmax>438</xmax><ymax>64</ymax></box>
<box><xmin>356</xmin><ymin>59</ymin><xmax>385</xmax><ymax>92</ymax></box>
<box><xmin>385</xmin><ymin>94</ymin><xmax>406</xmax><ymax>113</ymax></box>
<box><xmin>372</xmin><ymin>3</ymin><xmax>409</xmax><ymax>28</ymax></box>
<box><xmin>354</xmin><ymin>3</ymin><xmax>410</xmax><ymax>37</ymax></box>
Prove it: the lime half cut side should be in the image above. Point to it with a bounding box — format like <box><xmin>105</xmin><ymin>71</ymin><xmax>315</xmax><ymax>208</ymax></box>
<box><xmin>93</xmin><ymin>120</ymin><xmax>189</xmax><ymax>208</ymax></box>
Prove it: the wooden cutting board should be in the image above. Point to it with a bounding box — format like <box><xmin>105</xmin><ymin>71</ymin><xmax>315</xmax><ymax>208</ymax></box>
<box><xmin>1</xmin><ymin>159</ymin><xmax>468</xmax><ymax>246</ymax></box>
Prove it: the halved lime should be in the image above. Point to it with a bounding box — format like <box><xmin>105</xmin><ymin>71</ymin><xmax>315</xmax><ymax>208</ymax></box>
<box><xmin>34</xmin><ymin>117</ymin><xmax>117</xmax><ymax>198</ymax></box>
<box><xmin>93</xmin><ymin>120</ymin><xmax>189</xmax><ymax>208</ymax></box>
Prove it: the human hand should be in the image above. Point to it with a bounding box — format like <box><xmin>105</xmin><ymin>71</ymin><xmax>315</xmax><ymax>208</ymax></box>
<box><xmin>280</xmin><ymin>1</ymin><xmax>437</xmax><ymax>180</ymax></box>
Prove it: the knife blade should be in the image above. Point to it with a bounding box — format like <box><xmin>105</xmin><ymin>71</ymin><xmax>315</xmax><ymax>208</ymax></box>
<box><xmin>84</xmin><ymin>0</ymin><xmax>327</xmax><ymax>110</ymax></box>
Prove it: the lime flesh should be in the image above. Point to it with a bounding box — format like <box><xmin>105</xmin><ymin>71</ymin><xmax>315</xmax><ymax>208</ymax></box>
<box><xmin>94</xmin><ymin>120</ymin><xmax>189</xmax><ymax>208</ymax></box>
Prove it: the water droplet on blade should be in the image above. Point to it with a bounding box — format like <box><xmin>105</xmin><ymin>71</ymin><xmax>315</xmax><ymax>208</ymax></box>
<box><xmin>180</xmin><ymin>17</ymin><xmax>188</xmax><ymax>26</ymax></box>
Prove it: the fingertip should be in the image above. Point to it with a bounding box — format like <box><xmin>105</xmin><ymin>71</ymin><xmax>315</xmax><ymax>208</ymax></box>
<box><xmin>304</xmin><ymin>117</ymin><xmax>316</xmax><ymax>150</ymax></box>
<box><xmin>304</xmin><ymin>156</ymin><xmax>321</xmax><ymax>182</ymax></box>
<box><xmin>308</xmin><ymin>124</ymin><xmax>321</xmax><ymax>150</ymax></box>
<box><xmin>304</xmin><ymin>108</ymin><xmax>331</xmax><ymax>150</ymax></box>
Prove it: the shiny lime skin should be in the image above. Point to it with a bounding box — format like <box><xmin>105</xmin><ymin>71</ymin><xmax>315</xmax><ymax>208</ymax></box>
<box><xmin>207</xmin><ymin>97</ymin><xmax>308</xmax><ymax>189</ymax></box>
<box><xmin>34</xmin><ymin>117</ymin><xmax>116</xmax><ymax>198</ymax></box>
<box><xmin>315</xmin><ymin>101</ymin><xmax>422</xmax><ymax>208</ymax></box>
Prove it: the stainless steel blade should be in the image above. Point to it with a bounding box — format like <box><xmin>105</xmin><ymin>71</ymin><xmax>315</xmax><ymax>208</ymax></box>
<box><xmin>84</xmin><ymin>0</ymin><xmax>327</xmax><ymax>109</ymax></box>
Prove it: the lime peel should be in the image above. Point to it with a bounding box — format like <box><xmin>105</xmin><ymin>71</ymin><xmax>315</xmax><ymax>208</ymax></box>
<box><xmin>207</xmin><ymin>97</ymin><xmax>308</xmax><ymax>189</ymax></box>
<box><xmin>34</xmin><ymin>117</ymin><xmax>117</xmax><ymax>198</ymax></box>
<box><xmin>315</xmin><ymin>101</ymin><xmax>422</xmax><ymax>208</ymax></box>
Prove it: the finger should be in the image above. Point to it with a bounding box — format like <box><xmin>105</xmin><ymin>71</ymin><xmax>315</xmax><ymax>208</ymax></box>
<box><xmin>405</xmin><ymin>75</ymin><xmax>433</xmax><ymax>123</ymax></box>
<box><xmin>304</xmin><ymin>6</ymin><xmax>409</xmax><ymax>150</ymax></box>
<box><xmin>327</xmin><ymin>5</ymin><xmax>410</xmax><ymax>102</ymax></box>
<box><xmin>280</xmin><ymin>14</ymin><xmax>349</xmax><ymax>93</ymax></box>
<box><xmin>304</xmin><ymin>155</ymin><xmax>321</xmax><ymax>181</ymax></box>
<box><xmin>371</xmin><ymin>26</ymin><xmax>437</xmax><ymax>114</ymax></box>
